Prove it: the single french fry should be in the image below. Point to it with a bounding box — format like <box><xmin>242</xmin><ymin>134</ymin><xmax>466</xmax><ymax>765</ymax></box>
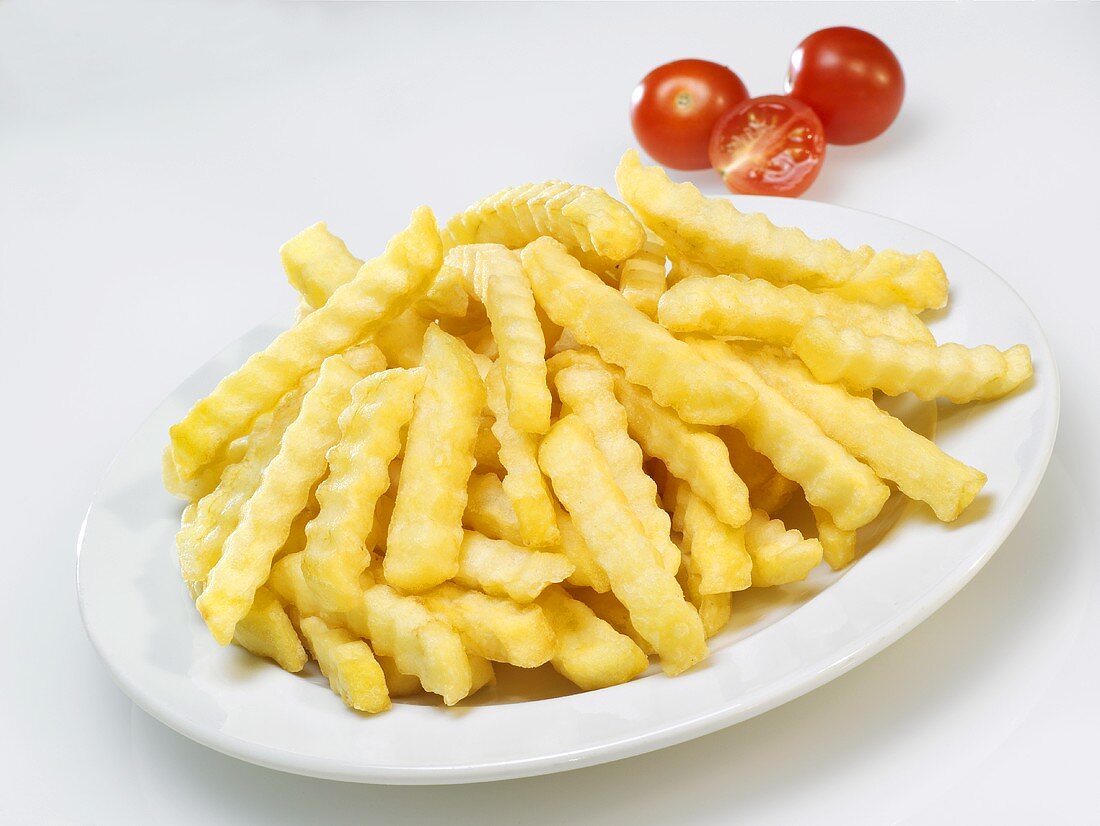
<box><xmin>280</xmin><ymin>222</ymin><xmax>364</xmax><ymax>311</ymax></box>
<box><xmin>539</xmin><ymin>415</ymin><xmax>707</xmax><ymax>675</ymax></box>
<box><xmin>719</xmin><ymin>427</ymin><xmax>799</xmax><ymax>515</ymax></box>
<box><xmin>744</xmin><ymin>510</ymin><xmax>823</xmax><ymax>587</ymax></box>
<box><xmin>553</xmin><ymin>503</ymin><xmax>611</xmax><ymax>593</ymax></box>
<box><xmin>675</xmin><ymin>553</ymin><xmax>733</xmax><ymax>639</ymax></box>
<box><xmin>535</xmin><ymin>585</ymin><xmax>649</xmax><ymax>690</ymax></box>
<box><xmin>484</xmin><ymin>361</ymin><xmax>560</xmax><ymax>546</ymax></box>
<box><xmin>813</xmin><ymin>507</ymin><xmax>857</xmax><ymax>570</ymax></box>
<box><xmin>419</xmin><ymin>582</ymin><xmax>556</xmax><ymax>668</ymax></box>
<box><xmin>616</xmin><ymin>150</ymin><xmax>947</xmax><ymax>311</ymax></box>
<box><xmin>445</xmin><ymin>244</ymin><xmax>552</xmax><ymax>433</ymax></box>
<box><xmin>553</xmin><ymin>360</ymin><xmax>680</xmax><ymax>572</ymax></box>
<box><xmin>791</xmin><ymin>317</ymin><xmax>1032</xmax><ymax>403</ymax></box>
<box><xmin>523</xmin><ymin>237</ymin><xmax>755</xmax><ymax>427</ymax></box>
<box><xmin>302</xmin><ymin>367</ymin><xmax>424</xmax><ymax>612</ymax></box>
<box><xmin>170</xmin><ymin>208</ymin><xmax>441</xmax><ymax>481</ymax></box>
<box><xmin>671</xmin><ymin>481</ymin><xmax>752</xmax><ymax>594</ymax></box>
<box><xmin>616</xmin><ymin>234</ymin><xmax>666</xmax><ymax>319</ymax></box>
<box><xmin>300</xmin><ymin>615</ymin><xmax>391</xmax><ymax>713</ymax></box>
<box><xmin>456</xmin><ymin>531</ymin><xmax>574</xmax><ymax>603</ymax></box>
<box><xmin>742</xmin><ymin>346</ymin><xmax>987</xmax><ymax>521</ymax></box>
<box><xmin>691</xmin><ymin>338</ymin><xmax>890</xmax><ymax>531</ymax></box>
<box><xmin>658</xmin><ymin>275</ymin><xmax>934</xmax><ymax>345</ymax></box>
<box><xmin>385</xmin><ymin>326</ymin><xmax>484</xmax><ymax>592</ymax></box>
<box><xmin>197</xmin><ymin>355</ymin><xmax>363</xmax><ymax>644</ymax></box>
<box><xmin>232</xmin><ymin>586</ymin><xmax>308</xmax><ymax>673</ymax></box>
<box><xmin>444</xmin><ymin>181</ymin><xmax>646</xmax><ymax>273</ymax></box>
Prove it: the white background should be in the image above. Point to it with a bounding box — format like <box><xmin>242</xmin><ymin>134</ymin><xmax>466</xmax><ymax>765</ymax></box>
<box><xmin>2</xmin><ymin>1</ymin><xmax>1098</xmax><ymax>823</ymax></box>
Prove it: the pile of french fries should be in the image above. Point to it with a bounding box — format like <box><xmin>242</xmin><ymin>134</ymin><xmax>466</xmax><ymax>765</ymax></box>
<box><xmin>163</xmin><ymin>150</ymin><xmax>1032</xmax><ymax>713</ymax></box>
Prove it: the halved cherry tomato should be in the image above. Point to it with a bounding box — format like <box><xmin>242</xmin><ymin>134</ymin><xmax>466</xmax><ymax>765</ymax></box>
<box><xmin>708</xmin><ymin>95</ymin><xmax>826</xmax><ymax>197</ymax></box>
<box><xmin>785</xmin><ymin>27</ymin><xmax>904</xmax><ymax>145</ymax></box>
<box><xmin>631</xmin><ymin>59</ymin><xmax>750</xmax><ymax>170</ymax></box>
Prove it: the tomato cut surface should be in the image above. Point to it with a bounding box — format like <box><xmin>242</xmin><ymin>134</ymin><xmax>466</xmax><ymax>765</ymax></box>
<box><xmin>708</xmin><ymin>95</ymin><xmax>826</xmax><ymax>198</ymax></box>
<box><xmin>631</xmin><ymin>59</ymin><xmax>750</xmax><ymax>170</ymax></box>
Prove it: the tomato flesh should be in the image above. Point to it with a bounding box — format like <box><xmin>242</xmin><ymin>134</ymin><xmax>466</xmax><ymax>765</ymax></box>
<box><xmin>631</xmin><ymin>59</ymin><xmax>750</xmax><ymax>170</ymax></box>
<box><xmin>708</xmin><ymin>95</ymin><xmax>826</xmax><ymax>198</ymax></box>
<box><xmin>785</xmin><ymin>27</ymin><xmax>904</xmax><ymax>145</ymax></box>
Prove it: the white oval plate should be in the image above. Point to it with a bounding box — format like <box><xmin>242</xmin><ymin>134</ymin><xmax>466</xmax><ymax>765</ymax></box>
<box><xmin>77</xmin><ymin>196</ymin><xmax>1058</xmax><ymax>785</ymax></box>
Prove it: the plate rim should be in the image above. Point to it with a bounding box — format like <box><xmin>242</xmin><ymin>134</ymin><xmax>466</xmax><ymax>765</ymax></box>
<box><xmin>76</xmin><ymin>195</ymin><xmax>1060</xmax><ymax>784</ymax></box>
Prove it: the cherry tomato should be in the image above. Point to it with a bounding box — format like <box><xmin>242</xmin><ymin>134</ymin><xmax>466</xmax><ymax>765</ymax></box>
<box><xmin>785</xmin><ymin>27</ymin><xmax>904</xmax><ymax>145</ymax></box>
<box><xmin>708</xmin><ymin>95</ymin><xmax>826</xmax><ymax>198</ymax></box>
<box><xmin>631</xmin><ymin>59</ymin><xmax>750</xmax><ymax>170</ymax></box>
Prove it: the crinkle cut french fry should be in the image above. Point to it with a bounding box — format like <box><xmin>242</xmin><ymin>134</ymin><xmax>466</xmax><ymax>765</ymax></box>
<box><xmin>666</xmin><ymin>255</ymin><xmax>718</xmax><ymax>286</ymax></box>
<box><xmin>615</xmin><ymin>150</ymin><xmax>947</xmax><ymax>310</ymax></box>
<box><xmin>538</xmin><ymin>415</ymin><xmax>707</xmax><ymax>676</ymax></box>
<box><xmin>455</xmin><ymin>530</ymin><xmax>574</xmax><ymax>603</ymax></box>
<box><xmin>672</xmin><ymin>481</ymin><xmax>752</xmax><ymax>594</ymax></box>
<box><xmin>719</xmin><ymin>427</ymin><xmax>799</xmax><ymax>515</ymax></box>
<box><xmin>444</xmin><ymin>181</ymin><xmax>646</xmax><ymax>272</ymax></box>
<box><xmin>300</xmin><ymin>615</ymin><xmax>391</xmax><ymax>713</ymax></box>
<box><xmin>169</xmin><ymin>207</ymin><xmax>441</xmax><ymax>481</ymax></box>
<box><xmin>447</xmin><ymin>244</ymin><xmax>552</xmax><ymax>433</ymax></box>
<box><xmin>744</xmin><ymin>510</ymin><xmax>823</xmax><ymax>587</ymax></box>
<box><xmin>162</xmin><ymin>438</ymin><xmax>247</xmax><ymax>503</ymax></box>
<box><xmin>658</xmin><ymin>275</ymin><xmax>934</xmax><ymax>345</ymax></box>
<box><xmin>302</xmin><ymin>368</ymin><xmax>424</xmax><ymax>613</ymax></box>
<box><xmin>522</xmin><ymin>237</ymin><xmax>755</xmax><ymax>427</ymax></box>
<box><xmin>280</xmin><ymin>222</ymin><xmax>364</xmax><ymax>311</ymax></box>
<box><xmin>742</xmin><ymin>346</ymin><xmax>987</xmax><ymax>521</ymax></box>
<box><xmin>791</xmin><ymin>317</ymin><xmax>1032</xmax><ymax>403</ymax></box>
<box><xmin>177</xmin><ymin>376</ymin><xmax>312</xmax><ymax>586</ymax></box>
<box><xmin>691</xmin><ymin>338</ymin><xmax>889</xmax><ymax>531</ymax></box>
<box><xmin>555</xmin><ymin>352</ymin><xmax>752</xmax><ymax>530</ymax></box>
<box><xmin>675</xmin><ymin>553</ymin><xmax>733</xmax><ymax>639</ymax></box>
<box><xmin>270</xmin><ymin>553</ymin><xmax>477</xmax><ymax>705</ymax></box>
<box><xmin>617</xmin><ymin>235</ymin><xmax>667</xmax><ymax>319</ymax></box>
<box><xmin>385</xmin><ymin>326</ymin><xmax>484</xmax><ymax>592</ymax></box>
<box><xmin>813</xmin><ymin>507</ymin><xmax>857</xmax><ymax>570</ymax></box>
<box><xmin>232</xmin><ymin>586</ymin><xmax>308</xmax><ymax>673</ymax></box>
<box><xmin>419</xmin><ymin>582</ymin><xmax>556</xmax><ymax>668</ymax></box>
<box><xmin>535</xmin><ymin>585</ymin><xmax>649</xmax><ymax>690</ymax></box>
<box><xmin>553</xmin><ymin>360</ymin><xmax>680</xmax><ymax>573</ymax></box>
<box><xmin>567</xmin><ymin>587</ymin><xmax>653</xmax><ymax>654</ymax></box>
<box><xmin>197</xmin><ymin>355</ymin><xmax>362</xmax><ymax>644</ymax></box>
<box><xmin>485</xmin><ymin>361</ymin><xmax>560</xmax><ymax>547</ymax></box>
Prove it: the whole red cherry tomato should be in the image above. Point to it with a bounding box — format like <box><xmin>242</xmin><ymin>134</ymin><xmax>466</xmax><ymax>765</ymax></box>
<box><xmin>785</xmin><ymin>27</ymin><xmax>905</xmax><ymax>145</ymax></box>
<box><xmin>631</xmin><ymin>59</ymin><xmax>750</xmax><ymax>170</ymax></box>
<box><xmin>708</xmin><ymin>95</ymin><xmax>826</xmax><ymax>197</ymax></box>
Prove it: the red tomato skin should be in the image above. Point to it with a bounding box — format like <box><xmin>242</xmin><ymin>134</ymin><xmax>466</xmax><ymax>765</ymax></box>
<box><xmin>708</xmin><ymin>95</ymin><xmax>826</xmax><ymax>198</ymax></box>
<box><xmin>785</xmin><ymin>27</ymin><xmax>905</xmax><ymax>145</ymax></box>
<box><xmin>631</xmin><ymin>59</ymin><xmax>750</xmax><ymax>170</ymax></box>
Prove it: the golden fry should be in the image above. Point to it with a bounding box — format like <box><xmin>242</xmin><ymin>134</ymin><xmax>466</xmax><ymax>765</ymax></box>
<box><xmin>719</xmin><ymin>427</ymin><xmax>799</xmax><ymax>515</ymax></box>
<box><xmin>455</xmin><ymin>530</ymin><xmax>574</xmax><ymax>603</ymax></box>
<box><xmin>280</xmin><ymin>222</ymin><xmax>363</xmax><ymax>310</ymax></box>
<box><xmin>553</xmin><ymin>360</ymin><xmax>680</xmax><ymax>572</ymax></box>
<box><xmin>616</xmin><ymin>234</ymin><xmax>666</xmax><ymax>319</ymax></box>
<box><xmin>535</xmin><ymin>585</ymin><xmax>649</xmax><ymax>690</ymax></box>
<box><xmin>658</xmin><ymin>275</ymin><xmax>934</xmax><ymax>345</ymax></box>
<box><xmin>232</xmin><ymin>586</ymin><xmax>307</xmax><ymax>673</ymax></box>
<box><xmin>385</xmin><ymin>326</ymin><xmax>484</xmax><ymax>592</ymax></box>
<box><xmin>539</xmin><ymin>415</ymin><xmax>707</xmax><ymax>675</ymax></box>
<box><xmin>302</xmin><ymin>368</ymin><xmax>424</xmax><ymax>613</ymax></box>
<box><xmin>675</xmin><ymin>553</ymin><xmax>733</xmax><ymax>639</ymax></box>
<box><xmin>813</xmin><ymin>507</ymin><xmax>857</xmax><ymax>570</ymax></box>
<box><xmin>568</xmin><ymin>587</ymin><xmax>653</xmax><ymax>654</ymax></box>
<box><xmin>744</xmin><ymin>510</ymin><xmax>823</xmax><ymax>587</ymax></box>
<box><xmin>198</xmin><ymin>355</ymin><xmax>362</xmax><ymax>644</ymax></box>
<box><xmin>300</xmin><ymin>615</ymin><xmax>390</xmax><ymax>713</ymax></box>
<box><xmin>616</xmin><ymin>150</ymin><xmax>947</xmax><ymax>310</ymax></box>
<box><xmin>523</xmin><ymin>237</ymin><xmax>755</xmax><ymax>426</ymax></box>
<box><xmin>671</xmin><ymin>481</ymin><xmax>752</xmax><ymax>594</ymax></box>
